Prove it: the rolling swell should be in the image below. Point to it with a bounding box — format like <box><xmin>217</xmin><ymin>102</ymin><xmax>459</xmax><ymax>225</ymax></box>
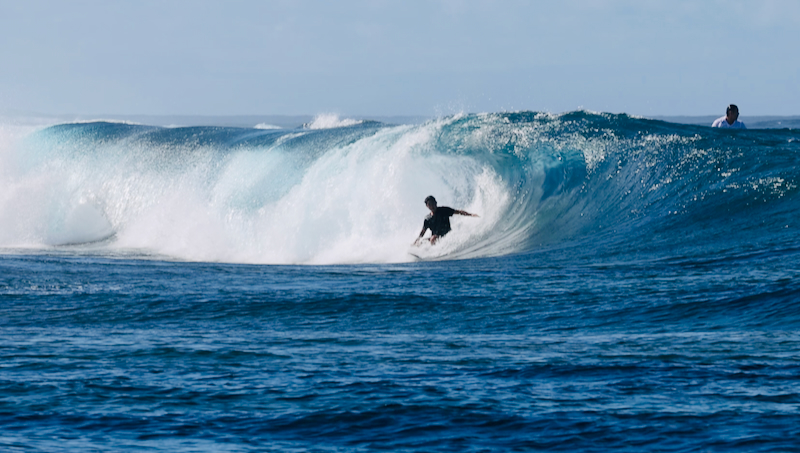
<box><xmin>2</xmin><ymin>112</ymin><xmax>799</xmax><ymax>264</ymax></box>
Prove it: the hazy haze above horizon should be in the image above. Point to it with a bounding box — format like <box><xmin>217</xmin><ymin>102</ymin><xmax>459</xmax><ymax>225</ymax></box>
<box><xmin>1</xmin><ymin>0</ymin><xmax>798</xmax><ymax>117</ymax></box>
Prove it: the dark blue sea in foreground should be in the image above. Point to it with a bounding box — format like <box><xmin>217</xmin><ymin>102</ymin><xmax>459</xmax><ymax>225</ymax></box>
<box><xmin>2</xmin><ymin>112</ymin><xmax>800</xmax><ymax>451</ymax></box>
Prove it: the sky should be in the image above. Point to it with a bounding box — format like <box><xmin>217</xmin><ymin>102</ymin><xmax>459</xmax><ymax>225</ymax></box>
<box><xmin>1</xmin><ymin>0</ymin><xmax>799</xmax><ymax>117</ymax></box>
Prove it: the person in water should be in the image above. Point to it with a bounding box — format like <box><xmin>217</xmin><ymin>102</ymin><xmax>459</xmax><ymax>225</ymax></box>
<box><xmin>712</xmin><ymin>104</ymin><xmax>746</xmax><ymax>129</ymax></box>
<box><xmin>414</xmin><ymin>195</ymin><xmax>478</xmax><ymax>245</ymax></box>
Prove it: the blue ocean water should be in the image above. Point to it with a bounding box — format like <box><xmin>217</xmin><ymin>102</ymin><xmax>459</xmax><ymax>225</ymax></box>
<box><xmin>1</xmin><ymin>112</ymin><xmax>800</xmax><ymax>451</ymax></box>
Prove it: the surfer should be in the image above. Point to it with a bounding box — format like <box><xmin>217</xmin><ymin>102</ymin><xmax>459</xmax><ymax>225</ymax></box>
<box><xmin>712</xmin><ymin>104</ymin><xmax>746</xmax><ymax>129</ymax></box>
<box><xmin>414</xmin><ymin>195</ymin><xmax>478</xmax><ymax>245</ymax></box>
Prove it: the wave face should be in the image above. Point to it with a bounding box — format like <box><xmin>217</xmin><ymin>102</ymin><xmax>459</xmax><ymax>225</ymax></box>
<box><xmin>1</xmin><ymin>112</ymin><xmax>799</xmax><ymax>264</ymax></box>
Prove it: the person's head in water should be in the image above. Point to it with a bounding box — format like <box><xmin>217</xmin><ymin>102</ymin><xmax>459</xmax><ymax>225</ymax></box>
<box><xmin>726</xmin><ymin>104</ymin><xmax>740</xmax><ymax>124</ymax></box>
<box><xmin>424</xmin><ymin>195</ymin><xmax>437</xmax><ymax>212</ymax></box>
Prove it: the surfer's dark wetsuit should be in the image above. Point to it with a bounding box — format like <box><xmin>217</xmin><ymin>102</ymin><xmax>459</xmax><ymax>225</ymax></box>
<box><xmin>424</xmin><ymin>206</ymin><xmax>456</xmax><ymax>237</ymax></box>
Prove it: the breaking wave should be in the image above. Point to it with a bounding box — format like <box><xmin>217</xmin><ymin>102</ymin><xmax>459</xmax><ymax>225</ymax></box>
<box><xmin>1</xmin><ymin>111</ymin><xmax>798</xmax><ymax>264</ymax></box>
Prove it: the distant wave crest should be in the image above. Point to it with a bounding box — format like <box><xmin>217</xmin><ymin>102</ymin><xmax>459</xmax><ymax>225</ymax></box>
<box><xmin>304</xmin><ymin>113</ymin><xmax>363</xmax><ymax>129</ymax></box>
<box><xmin>254</xmin><ymin>123</ymin><xmax>282</xmax><ymax>130</ymax></box>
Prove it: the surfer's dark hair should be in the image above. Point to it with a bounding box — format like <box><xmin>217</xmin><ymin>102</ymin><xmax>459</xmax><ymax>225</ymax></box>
<box><xmin>424</xmin><ymin>195</ymin><xmax>436</xmax><ymax>205</ymax></box>
<box><xmin>727</xmin><ymin>104</ymin><xmax>739</xmax><ymax>114</ymax></box>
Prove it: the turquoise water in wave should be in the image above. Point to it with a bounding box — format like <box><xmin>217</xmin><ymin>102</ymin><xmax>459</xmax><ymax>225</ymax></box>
<box><xmin>1</xmin><ymin>112</ymin><xmax>800</xmax><ymax>451</ymax></box>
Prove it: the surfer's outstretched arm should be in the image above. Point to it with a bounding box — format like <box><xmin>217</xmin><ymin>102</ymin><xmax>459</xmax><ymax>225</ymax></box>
<box><xmin>455</xmin><ymin>210</ymin><xmax>479</xmax><ymax>217</ymax></box>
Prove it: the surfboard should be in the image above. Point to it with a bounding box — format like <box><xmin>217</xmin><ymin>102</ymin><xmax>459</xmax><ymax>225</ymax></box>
<box><xmin>409</xmin><ymin>249</ymin><xmax>440</xmax><ymax>261</ymax></box>
<box><xmin>56</xmin><ymin>232</ymin><xmax>117</xmax><ymax>247</ymax></box>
